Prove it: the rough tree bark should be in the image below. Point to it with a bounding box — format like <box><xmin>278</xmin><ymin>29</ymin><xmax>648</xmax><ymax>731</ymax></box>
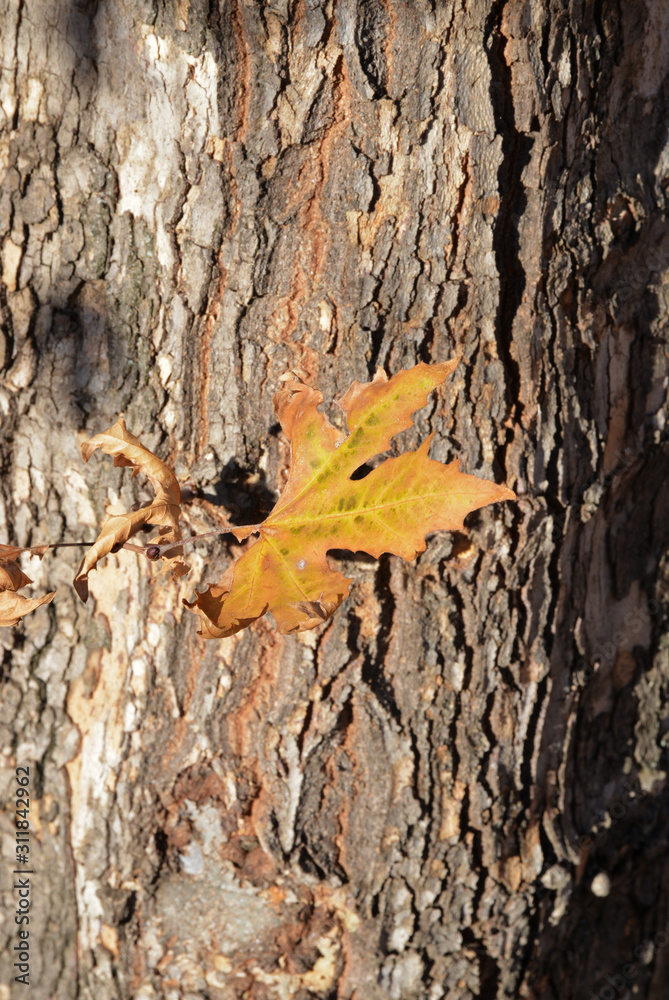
<box><xmin>1</xmin><ymin>1</ymin><xmax>668</xmax><ymax>998</ymax></box>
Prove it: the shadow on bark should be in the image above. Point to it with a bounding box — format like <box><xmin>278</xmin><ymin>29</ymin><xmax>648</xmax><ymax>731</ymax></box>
<box><xmin>527</xmin><ymin>9</ymin><xmax>669</xmax><ymax>991</ymax></box>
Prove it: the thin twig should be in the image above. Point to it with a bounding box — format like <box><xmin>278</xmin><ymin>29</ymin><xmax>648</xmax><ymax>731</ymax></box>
<box><xmin>41</xmin><ymin>542</ymin><xmax>94</xmax><ymax>550</ymax></box>
<box><xmin>13</xmin><ymin>530</ymin><xmax>237</xmax><ymax>561</ymax></box>
<box><xmin>148</xmin><ymin>528</ymin><xmax>235</xmax><ymax>557</ymax></box>
<box><xmin>11</xmin><ymin>542</ymin><xmax>95</xmax><ymax>555</ymax></box>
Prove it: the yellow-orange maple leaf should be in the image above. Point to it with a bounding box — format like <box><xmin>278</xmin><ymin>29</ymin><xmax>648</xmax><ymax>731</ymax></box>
<box><xmin>0</xmin><ymin>558</ymin><xmax>55</xmax><ymax>627</ymax></box>
<box><xmin>74</xmin><ymin>418</ymin><xmax>187</xmax><ymax>602</ymax></box>
<box><xmin>185</xmin><ymin>361</ymin><xmax>515</xmax><ymax>638</ymax></box>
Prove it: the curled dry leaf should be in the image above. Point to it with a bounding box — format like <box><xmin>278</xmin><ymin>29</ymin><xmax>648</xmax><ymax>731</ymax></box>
<box><xmin>0</xmin><ymin>558</ymin><xmax>55</xmax><ymax>627</ymax></box>
<box><xmin>0</xmin><ymin>543</ymin><xmax>51</xmax><ymax>561</ymax></box>
<box><xmin>185</xmin><ymin>360</ymin><xmax>516</xmax><ymax>639</ymax></box>
<box><xmin>74</xmin><ymin>417</ymin><xmax>188</xmax><ymax>602</ymax></box>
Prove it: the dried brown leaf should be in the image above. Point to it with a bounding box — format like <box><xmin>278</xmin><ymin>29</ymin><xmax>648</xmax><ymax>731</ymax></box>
<box><xmin>0</xmin><ymin>590</ymin><xmax>56</xmax><ymax>628</ymax></box>
<box><xmin>0</xmin><ymin>562</ymin><xmax>33</xmax><ymax>591</ymax></box>
<box><xmin>0</xmin><ymin>543</ymin><xmax>50</xmax><ymax>561</ymax></box>
<box><xmin>0</xmin><ymin>559</ymin><xmax>55</xmax><ymax>627</ymax></box>
<box><xmin>74</xmin><ymin>417</ymin><xmax>186</xmax><ymax>602</ymax></box>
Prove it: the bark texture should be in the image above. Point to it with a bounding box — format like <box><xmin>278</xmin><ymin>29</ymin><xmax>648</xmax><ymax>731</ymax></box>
<box><xmin>1</xmin><ymin>1</ymin><xmax>668</xmax><ymax>998</ymax></box>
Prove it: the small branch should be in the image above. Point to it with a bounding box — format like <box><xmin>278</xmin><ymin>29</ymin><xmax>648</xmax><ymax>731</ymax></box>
<box><xmin>146</xmin><ymin>529</ymin><xmax>234</xmax><ymax>559</ymax></box>
<box><xmin>39</xmin><ymin>542</ymin><xmax>95</xmax><ymax>550</ymax></box>
<box><xmin>178</xmin><ymin>529</ymin><xmax>235</xmax><ymax>548</ymax></box>
<box><xmin>5</xmin><ymin>529</ymin><xmax>237</xmax><ymax>564</ymax></box>
<box><xmin>1</xmin><ymin>542</ymin><xmax>97</xmax><ymax>558</ymax></box>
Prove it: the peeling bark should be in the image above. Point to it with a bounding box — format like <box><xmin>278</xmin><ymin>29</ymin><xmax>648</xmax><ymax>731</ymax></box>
<box><xmin>1</xmin><ymin>1</ymin><xmax>668</xmax><ymax>999</ymax></box>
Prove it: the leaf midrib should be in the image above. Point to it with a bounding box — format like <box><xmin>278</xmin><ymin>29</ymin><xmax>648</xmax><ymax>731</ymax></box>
<box><xmin>266</xmin><ymin>487</ymin><xmax>472</xmax><ymax>529</ymax></box>
<box><xmin>268</xmin><ymin>427</ymin><xmax>372</xmax><ymax>522</ymax></box>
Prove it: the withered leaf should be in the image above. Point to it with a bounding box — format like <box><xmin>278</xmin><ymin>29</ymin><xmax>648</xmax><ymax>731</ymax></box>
<box><xmin>0</xmin><ymin>543</ymin><xmax>50</xmax><ymax>561</ymax></box>
<box><xmin>74</xmin><ymin>417</ymin><xmax>187</xmax><ymax>602</ymax></box>
<box><xmin>185</xmin><ymin>360</ymin><xmax>516</xmax><ymax>638</ymax></box>
<box><xmin>0</xmin><ymin>559</ymin><xmax>55</xmax><ymax>627</ymax></box>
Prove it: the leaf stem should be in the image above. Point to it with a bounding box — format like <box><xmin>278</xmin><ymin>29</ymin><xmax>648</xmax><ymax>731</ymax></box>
<box><xmin>40</xmin><ymin>542</ymin><xmax>94</xmax><ymax>549</ymax></box>
<box><xmin>6</xmin><ymin>530</ymin><xmax>235</xmax><ymax>562</ymax></box>
<box><xmin>148</xmin><ymin>529</ymin><xmax>233</xmax><ymax>557</ymax></box>
<box><xmin>9</xmin><ymin>542</ymin><xmax>96</xmax><ymax>555</ymax></box>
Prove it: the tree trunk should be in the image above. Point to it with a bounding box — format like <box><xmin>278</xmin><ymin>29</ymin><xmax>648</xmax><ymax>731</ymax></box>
<box><xmin>1</xmin><ymin>1</ymin><xmax>668</xmax><ymax>998</ymax></box>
